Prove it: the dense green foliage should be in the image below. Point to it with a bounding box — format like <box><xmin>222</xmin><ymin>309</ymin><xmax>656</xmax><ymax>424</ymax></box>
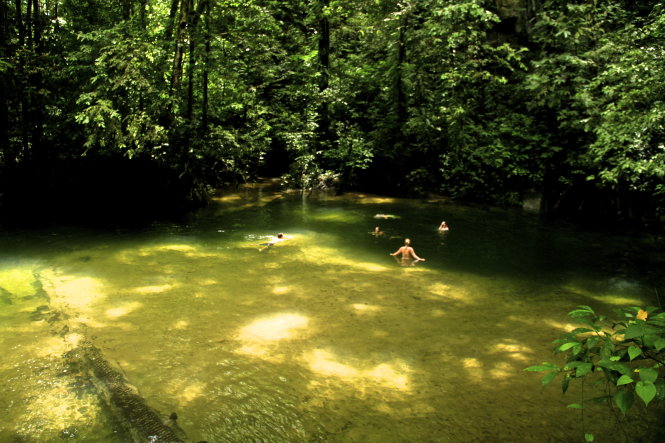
<box><xmin>0</xmin><ymin>0</ymin><xmax>663</xmax><ymax>227</ymax></box>
<box><xmin>526</xmin><ymin>305</ymin><xmax>665</xmax><ymax>441</ymax></box>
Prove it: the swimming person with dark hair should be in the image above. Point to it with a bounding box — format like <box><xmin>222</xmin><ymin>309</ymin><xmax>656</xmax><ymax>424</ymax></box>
<box><xmin>390</xmin><ymin>238</ymin><xmax>425</xmax><ymax>266</ymax></box>
<box><xmin>259</xmin><ymin>233</ymin><xmax>291</xmax><ymax>251</ymax></box>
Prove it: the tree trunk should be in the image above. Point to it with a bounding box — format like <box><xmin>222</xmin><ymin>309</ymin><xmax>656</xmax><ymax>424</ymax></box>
<box><xmin>201</xmin><ymin>0</ymin><xmax>210</xmax><ymax>132</ymax></box>
<box><xmin>53</xmin><ymin>0</ymin><xmax>60</xmax><ymax>33</ymax></box>
<box><xmin>0</xmin><ymin>1</ymin><xmax>9</xmax><ymax>163</ymax></box>
<box><xmin>14</xmin><ymin>0</ymin><xmax>23</xmax><ymax>47</ymax></box>
<box><xmin>30</xmin><ymin>0</ymin><xmax>44</xmax><ymax>160</ymax></box>
<box><xmin>26</xmin><ymin>0</ymin><xmax>32</xmax><ymax>48</ymax></box>
<box><xmin>317</xmin><ymin>0</ymin><xmax>330</xmax><ymax>149</ymax></box>
<box><xmin>140</xmin><ymin>0</ymin><xmax>147</xmax><ymax>28</ymax></box>
<box><xmin>170</xmin><ymin>0</ymin><xmax>190</xmax><ymax>98</ymax></box>
<box><xmin>186</xmin><ymin>26</ymin><xmax>195</xmax><ymax>122</ymax></box>
<box><xmin>394</xmin><ymin>12</ymin><xmax>407</xmax><ymax>128</ymax></box>
<box><xmin>120</xmin><ymin>0</ymin><xmax>131</xmax><ymax>20</ymax></box>
<box><xmin>32</xmin><ymin>0</ymin><xmax>41</xmax><ymax>50</ymax></box>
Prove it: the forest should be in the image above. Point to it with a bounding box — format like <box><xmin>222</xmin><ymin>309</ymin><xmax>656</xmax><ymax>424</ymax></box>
<box><xmin>0</xmin><ymin>0</ymin><xmax>663</xmax><ymax>229</ymax></box>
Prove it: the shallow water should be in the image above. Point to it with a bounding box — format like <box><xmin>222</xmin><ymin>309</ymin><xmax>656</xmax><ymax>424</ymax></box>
<box><xmin>1</xmin><ymin>181</ymin><xmax>663</xmax><ymax>442</ymax></box>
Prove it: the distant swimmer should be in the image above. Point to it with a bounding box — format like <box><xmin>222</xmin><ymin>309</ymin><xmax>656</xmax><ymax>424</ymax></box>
<box><xmin>371</xmin><ymin>226</ymin><xmax>385</xmax><ymax>236</ymax></box>
<box><xmin>374</xmin><ymin>214</ymin><xmax>399</xmax><ymax>220</ymax></box>
<box><xmin>259</xmin><ymin>233</ymin><xmax>292</xmax><ymax>251</ymax></box>
<box><xmin>390</xmin><ymin>238</ymin><xmax>425</xmax><ymax>266</ymax></box>
<box><xmin>438</xmin><ymin>221</ymin><xmax>450</xmax><ymax>232</ymax></box>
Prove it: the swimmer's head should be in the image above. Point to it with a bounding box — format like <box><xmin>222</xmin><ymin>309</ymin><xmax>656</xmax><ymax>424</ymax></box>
<box><xmin>404</xmin><ymin>238</ymin><xmax>411</xmax><ymax>245</ymax></box>
<box><xmin>277</xmin><ymin>233</ymin><xmax>284</xmax><ymax>238</ymax></box>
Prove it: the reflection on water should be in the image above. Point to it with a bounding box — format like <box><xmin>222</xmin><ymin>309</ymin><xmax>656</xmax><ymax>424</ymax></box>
<box><xmin>1</xmin><ymin>182</ymin><xmax>664</xmax><ymax>442</ymax></box>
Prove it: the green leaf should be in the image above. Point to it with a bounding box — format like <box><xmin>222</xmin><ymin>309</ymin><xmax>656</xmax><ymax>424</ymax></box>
<box><xmin>639</xmin><ymin>367</ymin><xmax>658</xmax><ymax>384</ymax></box>
<box><xmin>624</xmin><ymin>322</ymin><xmax>645</xmax><ymax>339</ymax></box>
<box><xmin>596</xmin><ymin>360</ymin><xmax>630</xmax><ymax>374</ymax></box>
<box><xmin>575</xmin><ymin>362</ymin><xmax>593</xmax><ymax>377</ymax></box>
<box><xmin>558</xmin><ymin>342</ymin><xmax>579</xmax><ymax>351</ymax></box>
<box><xmin>524</xmin><ymin>363</ymin><xmax>558</xmax><ymax>372</ymax></box>
<box><xmin>542</xmin><ymin>371</ymin><xmax>558</xmax><ymax>388</ymax></box>
<box><xmin>585</xmin><ymin>337</ymin><xmax>600</xmax><ymax>350</ymax></box>
<box><xmin>649</xmin><ymin>335</ymin><xmax>665</xmax><ymax>349</ymax></box>
<box><xmin>569</xmin><ymin>306</ymin><xmax>595</xmax><ymax>318</ymax></box>
<box><xmin>567</xmin><ymin>403</ymin><xmax>584</xmax><ymax>409</ymax></box>
<box><xmin>613</xmin><ymin>389</ymin><xmax>634</xmax><ymax>415</ymax></box>
<box><xmin>561</xmin><ymin>374</ymin><xmax>571</xmax><ymax>393</ymax></box>
<box><xmin>643</xmin><ymin>334</ymin><xmax>659</xmax><ymax>348</ymax></box>
<box><xmin>628</xmin><ymin>346</ymin><xmax>642</xmax><ymax>361</ymax></box>
<box><xmin>635</xmin><ymin>381</ymin><xmax>657</xmax><ymax>406</ymax></box>
<box><xmin>616</xmin><ymin>375</ymin><xmax>634</xmax><ymax>386</ymax></box>
<box><xmin>600</xmin><ymin>339</ymin><xmax>615</xmax><ymax>359</ymax></box>
<box><xmin>585</xmin><ymin>433</ymin><xmax>594</xmax><ymax>442</ymax></box>
<box><xmin>655</xmin><ymin>379</ymin><xmax>665</xmax><ymax>401</ymax></box>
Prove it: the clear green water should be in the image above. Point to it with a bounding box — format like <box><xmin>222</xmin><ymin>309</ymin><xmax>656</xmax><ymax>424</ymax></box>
<box><xmin>1</xmin><ymin>181</ymin><xmax>663</xmax><ymax>442</ymax></box>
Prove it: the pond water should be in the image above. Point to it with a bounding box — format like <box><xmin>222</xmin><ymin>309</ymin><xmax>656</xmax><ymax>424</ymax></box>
<box><xmin>1</xmin><ymin>180</ymin><xmax>663</xmax><ymax>442</ymax></box>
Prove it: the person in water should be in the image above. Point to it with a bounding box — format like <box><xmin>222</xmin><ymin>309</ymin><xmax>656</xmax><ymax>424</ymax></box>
<box><xmin>371</xmin><ymin>226</ymin><xmax>385</xmax><ymax>236</ymax></box>
<box><xmin>259</xmin><ymin>233</ymin><xmax>291</xmax><ymax>251</ymax></box>
<box><xmin>390</xmin><ymin>238</ymin><xmax>425</xmax><ymax>265</ymax></box>
<box><xmin>438</xmin><ymin>221</ymin><xmax>450</xmax><ymax>231</ymax></box>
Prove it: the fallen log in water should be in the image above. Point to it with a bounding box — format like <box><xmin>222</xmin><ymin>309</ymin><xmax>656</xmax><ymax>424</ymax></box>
<box><xmin>33</xmin><ymin>303</ymin><xmax>188</xmax><ymax>442</ymax></box>
<box><xmin>80</xmin><ymin>343</ymin><xmax>187</xmax><ymax>443</ymax></box>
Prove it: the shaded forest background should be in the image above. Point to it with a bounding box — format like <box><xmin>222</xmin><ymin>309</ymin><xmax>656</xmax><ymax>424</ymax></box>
<box><xmin>0</xmin><ymin>0</ymin><xmax>663</xmax><ymax>229</ymax></box>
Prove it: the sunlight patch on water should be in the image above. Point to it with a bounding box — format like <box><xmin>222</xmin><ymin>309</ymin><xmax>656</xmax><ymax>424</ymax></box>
<box><xmin>152</xmin><ymin>244</ymin><xmax>198</xmax><ymax>253</ymax></box>
<box><xmin>341</xmin><ymin>193</ymin><xmax>397</xmax><ymax>205</ymax></box>
<box><xmin>236</xmin><ymin>313</ymin><xmax>310</xmax><ymax>358</ymax></box>
<box><xmin>132</xmin><ymin>284</ymin><xmax>175</xmax><ymax>294</ymax></box>
<box><xmin>462</xmin><ymin>357</ymin><xmax>484</xmax><ymax>379</ymax></box>
<box><xmin>179</xmin><ymin>381</ymin><xmax>207</xmax><ymax>403</ymax></box>
<box><xmin>351</xmin><ymin>303</ymin><xmax>382</xmax><ymax>314</ymax></box>
<box><xmin>561</xmin><ymin>283</ymin><xmax>646</xmax><ymax>307</ymax></box>
<box><xmin>105</xmin><ymin>301</ymin><xmax>143</xmax><ymax>318</ymax></box>
<box><xmin>45</xmin><ymin>274</ymin><xmax>106</xmax><ymax>310</ymax></box>
<box><xmin>0</xmin><ymin>264</ymin><xmax>38</xmax><ymax>298</ymax></box>
<box><xmin>211</xmin><ymin>192</ymin><xmax>283</xmax><ymax>210</ymax></box>
<box><xmin>28</xmin><ymin>336</ymin><xmax>69</xmax><ymax>359</ymax></box>
<box><xmin>17</xmin><ymin>378</ymin><xmax>100</xmax><ymax>439</ymax></box>
<box><xmin>136</xmin><ymin>243</ymin><xmax>220</xmax><ymax>259</ymax></box>
<box><xmin>426</xmin><ymin>282</ymin><xmax>474</xmax><ymax>303</ymax></box>
<box><xmin>544</xmin><ymin>319</ymin><xmax>583</xmax><ymax>332</ymax></box>
<box><xmin>588</xmin><ymin>294</ymin><xmax>644</xmax><ymax>305</ymax></box>
<box><xmin>296</xmin><ymin>244</ymin><xmax>393</xmax><ymax>273</ymax></box>
<box><xmin>115</xmin><ymin>244</ymin><xmax>221</xmax><ymax>264</ymax></box>
<box><xmin>305</xmin><ymin>349</ymin><xmax>411</xmax><ymax>392</ymax></box>
<box><xmin>308</xmin><ymin>209</ymin><xmax>364</xmax><ymax>224</ymax></box>
<box><xmin>356</xmin><ymin>262</ymin><xmax>390</xmax><ymax>272</ymax></box>
<box><xmin>489</xmin><ymin>361</ymin><xmax>515</xmax><ymax>379</ymax></box>
<box><xmin>491</xmin><ymin>342</ymin><xmax>534</xmax><ymax>363</ymax></box>
<box><xmin>239</xmin><ymin>313</ymin><xmax>309</xmax><ymax>342</ymax></box>
<box><xmin>172</xmin><ymin>320</ymin><xmax>190</xmax><ymax>330</ymax></box>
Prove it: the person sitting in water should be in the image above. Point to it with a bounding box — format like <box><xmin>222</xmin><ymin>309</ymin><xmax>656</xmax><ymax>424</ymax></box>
<box><xmin>438</xmin><ymin>221</ymin><xmax>450</xmax><ymax>231</ymax></box>
<box><xmin>390</xmin><ymin>238</ymin><xmax>425</xmax><ymax>265</ymax></box>
<box><xmin>371</xmin><ymin>226</ymin><xmax>385</xmax><ymax>236</ymax></box>
<box><xmin>259</xmin><ymin>233</ymin><xmax>291</xmax><ymax>251</ymax></box>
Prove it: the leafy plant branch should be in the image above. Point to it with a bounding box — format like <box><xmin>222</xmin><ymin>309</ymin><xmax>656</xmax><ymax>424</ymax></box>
<box><xmin>526</xmin><ymin>305</ymin><xmax>665</xmax><ymax>441</ymax></box>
